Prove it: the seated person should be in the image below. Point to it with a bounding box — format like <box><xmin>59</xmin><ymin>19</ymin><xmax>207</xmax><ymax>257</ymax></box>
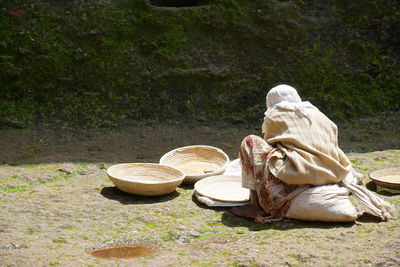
<box><xmin>232</xmin><ymin>84</ymin><xmax>355</xmax><ymax>223</ymax></box>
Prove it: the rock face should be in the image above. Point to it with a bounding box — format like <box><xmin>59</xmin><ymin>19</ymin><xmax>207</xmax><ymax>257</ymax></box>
<box><xmin>1</xmin><ymin>0</ymin><xmax>399</xmax><ymax>127</ymax></box>
<box><xmin>149</xmin><ymin>0</ymin><xmax>206</xmax><ymax>7</ymax></box>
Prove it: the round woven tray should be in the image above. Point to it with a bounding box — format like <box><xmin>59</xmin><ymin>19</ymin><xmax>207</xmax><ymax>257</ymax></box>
<box><xmin>194</xmin><ymin>175</ymin><xmax>250</xmax><ymax>203</ymax></box>
<box><xmin>107</xmin><ymin>163</ymin><xmax>184</xmax><ymax>196</ymax></box>
<box><xmin>159</xmin><ymin>145</ymin><xmax>229</xmax><ymax>184</ymax></box>
<box><xmin>369</xmin><ymin>167</ymin><xmax>400</xmax><ymax>190</ymax></box>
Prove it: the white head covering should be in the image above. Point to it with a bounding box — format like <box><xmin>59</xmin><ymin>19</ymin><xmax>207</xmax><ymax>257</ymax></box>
<box><xmin>262</xmin><ymin>84</ymin><xmax>316</xmax><ymax>133</ymax></box>
<box><xmin>266</xmin><ymin>84</ymin><xmax>302</xmax><ymax>109</ymax></box>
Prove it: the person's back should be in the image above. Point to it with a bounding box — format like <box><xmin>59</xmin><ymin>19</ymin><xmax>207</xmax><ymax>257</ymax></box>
<box><xmin>264</xmin><ymin>107</ymin><xmax>352</xmax><ymax>185</ymax></box>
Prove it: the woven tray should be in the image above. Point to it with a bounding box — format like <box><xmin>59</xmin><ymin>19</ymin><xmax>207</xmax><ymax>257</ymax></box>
<box><xmin>194</xmin><ymin>175</ymin><xmax>250</xmax><ymax>203</ymax></box>
<box><xmin>159</xmin><ymin>145</ymin><xmax>229</xmax><ymax>184</ymax></box>
<box><xmin>368</xmin><ymin>167</ymin><xmax>400</xmax><ymax>190</ymax></box>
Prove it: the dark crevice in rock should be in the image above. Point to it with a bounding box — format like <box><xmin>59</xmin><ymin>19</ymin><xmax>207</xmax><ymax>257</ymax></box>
<box><xmin>150</xmin><ymin>0</ymin><xmax>210</xmax><ymax>8</ymax></box>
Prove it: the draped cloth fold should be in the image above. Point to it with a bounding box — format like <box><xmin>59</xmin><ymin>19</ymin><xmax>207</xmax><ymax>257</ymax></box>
<box><xmin>240</xmin><ymin>135</ymin><xmax>309</xmax><ymax>223</ymax></box>
<box><xmin>341</xmin><ymin>183</ymin><xmax>394</xmax><ymax>221</ymax></box>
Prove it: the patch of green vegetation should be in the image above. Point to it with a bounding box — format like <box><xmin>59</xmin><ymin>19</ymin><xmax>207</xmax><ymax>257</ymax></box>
<box><xmin>52</xmin><ymin>237</ymin><xmax>67</xmax><ymax>243</ymax></box>
<box><xmin>159</xmin><ymin>232</ymin><xmax>176</xmax><ymax>242</ymax></box>
<box><xmin>114</xmin><ymin>229</ymin><xmax>124</xmax><ymax>234</ymax></box>
<box><xmin>206</xmin><ymin>220</ymin><xmax>224</xmax><ymax>227</ymax></box>
<box><xmin>26</xmin><ymin>227</ymin><xmax>38</xmax><ymax>235</ymax></box>
<box><xmin>60</xmin><ymin>225</ymin><xmax>75</xmax><ymax>230</ymax></box>
<box><xmin>356</xmin><ymin>225</ymin><xmax>375</xmax><ymax>235</ymax></box>
<box><xmin>1</xmin><ymin>185</ymin><xmax>29</xmax><ymax>194</ymax></box>
<box><xmin>354</xmin><ymin>167</ymin><xmax>371</xmax><ymax>173</ymax></box>
<box><xmin>145</xmin><ymin>223</ymin><xmax>158</xmax><ymax>229</ymax></box>
<box><xmin>1</xmin><ymin>0</ymin><xmax>399</xmax><ymax>127</ymax></box>
<box><xmin>350</xmin><ymin>159</ymin><xmax>359</xmax><ymax>165</ymax></box>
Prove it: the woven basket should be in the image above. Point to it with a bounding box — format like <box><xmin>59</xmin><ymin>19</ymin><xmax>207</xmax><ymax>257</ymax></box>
<box><xmin>369</xmin><ymin>167</ymin><xmax>400</xmax><ymax>190</ymax></box>
<box><xmin>159</xmin><ymin>145</ymin><xmax>229</xmax><ymax>184</ymax></box>
<box><xmin>107</xmin><ymin>163</ymin><xmax>184</xmax><ymax>196</ymax></box>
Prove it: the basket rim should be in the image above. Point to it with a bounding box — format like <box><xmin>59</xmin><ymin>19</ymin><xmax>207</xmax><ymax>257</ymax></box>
<box><xmin>368</xmin><ymin>167</ymin><xmax>400</xmax><ymax>185</ymax></box>
<box><xmin>107</xmin><ymin>163</ymin><xmax>185</xmax><ymax>184</ymax></box>
<box><xmin>159</xmin><ymin>145</ymin><xmax>230</xmax><ymax>178</ymax></box>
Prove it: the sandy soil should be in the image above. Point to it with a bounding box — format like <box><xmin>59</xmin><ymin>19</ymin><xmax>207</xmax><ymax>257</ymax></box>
<box><xmin>0</xmin><ymin>120</ymin><xmax>399</xmax><ymax>266</ymax></box>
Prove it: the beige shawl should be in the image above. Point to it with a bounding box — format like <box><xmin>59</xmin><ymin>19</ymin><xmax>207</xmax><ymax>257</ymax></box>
<box><xmin>263</xmin><ymin>107</ymin><xmax>352</xmax><ymax>185</ymax></box>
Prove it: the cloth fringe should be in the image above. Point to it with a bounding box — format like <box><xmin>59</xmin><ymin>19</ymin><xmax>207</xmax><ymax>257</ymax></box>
<box><xmin>341</xmin><ymin>183</ymin><xmax>395</xmax><ymax>221</ymax></box>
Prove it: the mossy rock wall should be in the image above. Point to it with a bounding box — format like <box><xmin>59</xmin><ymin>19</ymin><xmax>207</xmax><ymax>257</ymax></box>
<box><xmin>1</xmin><ymin>0</ymin><xmax>399</xmax><ymax>127</ymax></box>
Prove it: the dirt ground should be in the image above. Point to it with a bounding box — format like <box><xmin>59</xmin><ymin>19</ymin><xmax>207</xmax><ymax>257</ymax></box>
<box><xmin>1</xmin><ymin>116</ymin><xmax>400</xmax><ymax>266</ymax></box>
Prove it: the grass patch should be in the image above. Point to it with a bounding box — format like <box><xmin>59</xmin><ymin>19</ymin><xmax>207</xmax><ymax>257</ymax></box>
<box><xmin>52</xmin><ymin>237</ymin><xmax>67</xmax><ymax>244</ymax></box>
<box><xmin>1</xmin><ymin>185</ymin><xmax>29</xmax><ymax>194</ymax></box>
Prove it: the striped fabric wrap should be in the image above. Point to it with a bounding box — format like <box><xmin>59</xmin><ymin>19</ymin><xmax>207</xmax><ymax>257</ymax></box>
<box><xmin>263</xmin><ymin>107</ymin><xmax>352</xmax><ymax>186</ymax></box>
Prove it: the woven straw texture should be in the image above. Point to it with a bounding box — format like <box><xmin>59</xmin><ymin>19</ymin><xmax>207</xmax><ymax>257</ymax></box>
<box><xmin>369</xmin><ymin>167</ymin><xmax>400</xmax><ymax>190</ymax></box>
<box><xmin>159</xmin><ymin>145</ymin><xmax>229</xmax><ymax>184</ymax></box>
<box><xmin>107</xmin><ymin>163</ymin><xmax>184</xmax><ymax>196</ymax></box>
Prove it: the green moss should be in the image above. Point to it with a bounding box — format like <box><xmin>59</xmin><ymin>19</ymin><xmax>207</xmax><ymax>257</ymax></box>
<box><xmin>145</xmin><ymin>223</ymin><xmax>158</xmax><ymax>229</ymax></box>
<box><xmin>52</xmin><ymin>237</ymin><xmax>67</xmax><ymax>243</ymax></box>
<box><xmin>1</xmin><ymin>185</ymin><xmax>29</xmax><ymax>194</ymax></box>
<box><xmin>1</xmin><ymin>0</ymin><xmax>399</xmax><ymax>127</ymax></box>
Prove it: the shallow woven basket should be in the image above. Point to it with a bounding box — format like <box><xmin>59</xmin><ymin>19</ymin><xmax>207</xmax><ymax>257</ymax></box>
<box><xmin>369</xmin><ymin>167</ymin><xmax>400</xmax><ymax>190</ymax></box>
<box><xmin>159</xmin><ymin>145</ymin><xmax>230</xmax><ymax>184</ymax></box>
<box><xmin>107</xmin><ymin>163</ymin><xmax>184</xmax><ymax>196</ymax></box>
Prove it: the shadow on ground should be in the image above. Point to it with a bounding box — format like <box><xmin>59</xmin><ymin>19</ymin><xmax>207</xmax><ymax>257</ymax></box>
<box><xmin>1</xmin><ymin>113</ymin><xmax>399</xmax><ymax>166</ymax></box>
<box><xmin>366</xmin><ymin>181</ymin><xmax>400</xmax><ymax>196</ymax></box>
<box><xmin>219</xmin><ymin>211</ymin><xmax>357</xmax><ymax>231</ymax></box>
<box><xmin>100</xmin><ymin>186</ymin><xmax>180</xmax><ymax>204</ymax></box>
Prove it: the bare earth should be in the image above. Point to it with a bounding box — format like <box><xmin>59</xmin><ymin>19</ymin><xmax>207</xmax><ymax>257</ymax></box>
<box><xmin>1</xmin><ymin>118</ymin><xmax>399</xmax><ymax>266</ymax></box>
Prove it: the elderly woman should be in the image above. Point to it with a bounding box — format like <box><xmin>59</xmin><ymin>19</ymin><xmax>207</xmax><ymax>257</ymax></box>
<box><xmin>232</xmin><ymin>84</ymin><xmax>367</xmax><ymax>223</ymax></box>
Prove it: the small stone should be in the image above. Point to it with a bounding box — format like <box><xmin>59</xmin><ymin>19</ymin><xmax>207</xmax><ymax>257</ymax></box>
<box><xmin>97</xmin><ymin>163</ymin><xmax>106</xmax><ymax>169</ymax></box>
<box><xmin>188</xmin><ymin>230</ymin><xmax>201</xmax><ymax>237</ymax></box>
<box><xmin>58</xmin><ymin>168</ymin><xmax>72</xmax><ymax>175</ymax></box>
<box><xmin>374</xmin><ymin>155</ymin><xmax>387</xmax><ymax>161</ymax></box>
<box><xmin>2</xmin><ymin>243</ymin><xmax>22</xmax><ymax>249</ymax></box>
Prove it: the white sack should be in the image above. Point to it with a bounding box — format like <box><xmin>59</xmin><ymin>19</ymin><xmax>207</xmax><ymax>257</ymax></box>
<box><xmin>222</xmin><ymin>159</ymin><xmax>393</xmax><ymax>222</ymax></box>
<box><xmin>285</xmin><ymin>184</ymin><xmax>359</xmax><ymax>222</ymax></box>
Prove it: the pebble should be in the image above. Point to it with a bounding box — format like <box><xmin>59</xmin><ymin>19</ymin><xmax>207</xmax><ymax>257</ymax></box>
<box><xmin>97</xmin><ymin>163</ymin><xmax>106</xmax><ymax>170</ymax></box>
<box><xmin>58</xmin><ymin>168</ymin><xmax>72</xmax><ymax>175</ymax></box>
<box><xmin>78</xmin><ymin>170</ymin><xmax>89</xmax><ymax>175</ymax></box>
<box><xmin>2</xmin><ymin>243</ymin><xmax>22</xmax><ymax>249</ymax></box>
